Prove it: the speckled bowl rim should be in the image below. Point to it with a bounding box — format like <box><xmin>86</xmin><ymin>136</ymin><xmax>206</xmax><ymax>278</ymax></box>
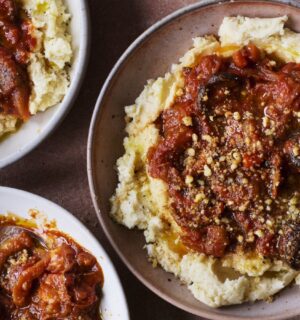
<box><xmin>0</xmin><ymin>0</ymin><xmax>90</xmax><ymax>168</ymax></box>
<box><xmin>87</xmin><ymin>1</ymin><xmax>300</xmax><ymax>319</ymax></box>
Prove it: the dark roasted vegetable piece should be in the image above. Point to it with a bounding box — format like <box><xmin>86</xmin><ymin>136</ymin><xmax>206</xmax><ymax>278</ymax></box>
<box><xmin>0</xmin><ymin>0</ymin><xmax>16</xmax><ymax>20</ymax></box>
<box><xmin>284</xmin><ymin>135</ymin><xmax>300</xmax><ymax>171</ymax></box>
<box><xmin>197</xmin><ymin>72</ymin><xmax>242</xmax><ymax>108</ymax></box>
<box><xmin>278</xmin><ymin>224</ymin><xmax>300</xmax><ymax>269</ymax></box>
<box><xmin>12</xmin><ymin>255</ymin><xmax>50</xmax><ymax>306</ymax></box>
<box><xmin>0</xmin><ymin>232</ymin><xmax>33</xmax><ymax>269</ymax></box>
<box><xmin>0</xmin><ymin>48</ymin><xmax>30</xmax><ymax>119</ymax></box>
<box><xmin>207</xmin><ymin>72</ymin><xmax>242</xmax><ymax>86</ymax></box>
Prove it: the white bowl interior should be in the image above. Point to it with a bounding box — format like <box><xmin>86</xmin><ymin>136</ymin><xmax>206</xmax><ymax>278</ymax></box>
<box><xmin>0</xmin><ymin>0</ymin><xmax>89</xmax><ymax>168</ymax></box>
<box><xmin>0</xmin><ymin>187</ymin><xmax>129</xmax><ymax>320</ymax></box>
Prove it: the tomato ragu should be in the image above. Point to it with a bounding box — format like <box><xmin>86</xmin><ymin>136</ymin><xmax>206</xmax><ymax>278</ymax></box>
<box><xmin>148</xmin><ymin>44</ymin><xmax>300</xmax><ymax>268</ymax></box>
<box><xmin>0</xmin><ymin>0</ymin><xmax>36</xmax><ymax>121</ymax></box>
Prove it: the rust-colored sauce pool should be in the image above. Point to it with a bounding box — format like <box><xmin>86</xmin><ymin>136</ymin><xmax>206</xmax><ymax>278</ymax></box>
<box><xmin>0</xmin><ymin>215</ymin><xmax>104</xmax><ymax>319</ymax></box>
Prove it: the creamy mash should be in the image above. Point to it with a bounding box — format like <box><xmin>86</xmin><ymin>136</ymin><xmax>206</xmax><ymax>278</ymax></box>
<box><xmin>111</xmin><ymin>16</ymin><xmax>300</xmax><ymax>307</ymax></box>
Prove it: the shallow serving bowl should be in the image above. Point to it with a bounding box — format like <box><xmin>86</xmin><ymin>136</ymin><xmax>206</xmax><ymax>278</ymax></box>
<box><xmin>0</xmin><ymin>0</ymin><xmax>90</xmax><ymax>169</ymax></box>
<box><xmin>0</xmin><ymin>187</ymin><xmax>129</xmax><ymax>320</ymax></box>
<box><xmin>88</xmin><ymin>1</ymin><xmax>300</xmax><ymax>319</ymax></box>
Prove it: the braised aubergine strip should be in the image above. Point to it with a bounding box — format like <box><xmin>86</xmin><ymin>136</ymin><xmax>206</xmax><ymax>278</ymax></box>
<box><xmin>0</xmin><ymin>0</ymin><xmax>34</xmax><ymax>121</ymax></box>
<box><xmin>0</xmin><ymin>221</ymin><xmax>104</xmax><ymax>320</ymax></box>
<box><xmin>148</xmin><ymin>44</ymin><xmax>300</xmax><ymax>267</ymax></box>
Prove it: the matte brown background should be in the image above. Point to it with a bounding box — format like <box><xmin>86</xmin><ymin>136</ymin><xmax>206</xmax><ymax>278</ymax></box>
<box><xmin>1</xmin><ymin>0</ymin><xmax>300</xmax><ymax>319</ymax></box>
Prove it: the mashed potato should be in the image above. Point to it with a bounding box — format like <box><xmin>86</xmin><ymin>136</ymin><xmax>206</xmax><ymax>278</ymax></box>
<box><xmin>0</xmin><ymin>0</ymin><xmax>72</xmax><ymax>137</ymax></box>
<box><xmin>111</xmin><ymin>16</ymin><xmax>300</xmax><ymax>307</ymax></box>
<box><xmin>0</xmin><ymin>115</ymin><xmax>18</xmax><ymax>137</ymax></box>
<box><xmin>22</xmin><ymin>0</ymin><xmax>72</xmax><ymax>114</ymax></box>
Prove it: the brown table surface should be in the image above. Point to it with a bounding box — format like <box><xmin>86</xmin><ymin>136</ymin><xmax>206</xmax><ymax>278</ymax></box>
<box><xmin>1</xmin><ymin>0</ymin><xmax>300</xmax><ymax>319</ymax></box>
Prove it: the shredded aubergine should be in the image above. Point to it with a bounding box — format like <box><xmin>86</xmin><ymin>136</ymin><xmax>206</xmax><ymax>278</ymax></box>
<box><xmin>148</xmin><ymin>44</ymin><xmax>300</xmax><ymax>268</ymax></box>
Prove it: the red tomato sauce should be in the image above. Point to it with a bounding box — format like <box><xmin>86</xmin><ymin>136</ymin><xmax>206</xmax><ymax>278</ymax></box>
<box><xmin>148</xmin><ymin>44</ymin><xmax>300</xmax><ymax>268</ymax></box>
<box><xmin>0</xmin><ymin>217</ymin><xmax>104</xmax><ymax>319</ymax></box>
<box><xmin>0</xmin><ymin>0</ymin><xmax>36</xmax><ymax>121</ymax></box>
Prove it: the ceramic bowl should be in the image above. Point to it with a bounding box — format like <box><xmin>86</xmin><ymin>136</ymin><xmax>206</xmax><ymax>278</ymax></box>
<box><xmin>0</xmin><ymin>0</ymin><xmax>90</xmax><ymax>168</ymax></box>
<box><xmin>88</xmin><ymin>1</ymin><xmax>300</xmax><ymax>319</ymax></box>
<box><xmin>0</xmin><ymin>187</ymin><xmax>129</xmax><ymax>320</ymax></box>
